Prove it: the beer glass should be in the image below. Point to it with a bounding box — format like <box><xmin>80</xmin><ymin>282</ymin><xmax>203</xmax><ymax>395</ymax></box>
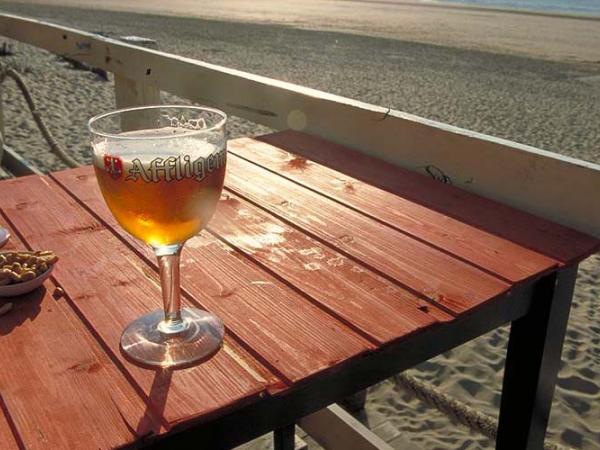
<box><xmin>88</xmin><ymin>105</ymin><xmax>227</xmax><ymax>368</ymax></box>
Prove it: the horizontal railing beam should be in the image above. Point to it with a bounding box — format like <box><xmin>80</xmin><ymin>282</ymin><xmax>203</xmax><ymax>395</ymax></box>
<box><xmin>299</xmin><ymin>404</ymin><xmax>411</xmax><ymax>450</ymax></box>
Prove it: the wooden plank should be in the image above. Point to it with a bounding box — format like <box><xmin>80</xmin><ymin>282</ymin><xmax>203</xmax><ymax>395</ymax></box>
<box><xmin>221</xmin><ymin>154</ymin><xmax>511</xmax><ymax>315</ymax></box>
<box><xmin>228</xmin><ymin>137</ymin><xmax>559</xmax><ymax>283</ymax></box>
<box><xmin>0</xmin><ymin>220</ymin><xmax>163</xmax><ymax>449</ymax></box>
<box><xmin>0</xmin><ymin>176</ymin><xmax>271</xmax><ymax>430</ymax></box>
<box><xmin>299</xmin><ymin>404</ymin><xmax>402</xmax><ymax>450</ymax></box>
<box><xmin>258</xmin><ymin>132</ymin><xmax>600</xmax><ymax>265</ymax></box>
<box><xmin>0</xmin><ymin>14</ymin><xmax>599</xmax><ymax>237</ymax></box>
<box><xmin>46</xmin><ymin>169</ymin><xmax>374</xmax><ymax>385</ymax></box>
<box><xmin>209</xmin><ymin>190</ymin><xmax>451</xmax><ymax>343</ymax></box>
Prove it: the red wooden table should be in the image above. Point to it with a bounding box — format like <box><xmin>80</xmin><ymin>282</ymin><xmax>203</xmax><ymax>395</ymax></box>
<box><xmin>0</xmin><ymin>131</ymin><xmax>598</xmax><ymax>450</ymax></box>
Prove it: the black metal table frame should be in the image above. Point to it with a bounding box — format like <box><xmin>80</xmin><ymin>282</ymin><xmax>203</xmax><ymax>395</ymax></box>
<box><xmin>146</xmin><ymin>265</ymin><xmax>578</xmax><ymax>450</ymax></box>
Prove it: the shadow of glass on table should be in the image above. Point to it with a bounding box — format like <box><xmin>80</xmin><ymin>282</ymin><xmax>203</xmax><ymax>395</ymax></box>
<box><xmin>130</xmin><ymin>340</ymin><xmax>223</xmax><ymax>439</ymax></box>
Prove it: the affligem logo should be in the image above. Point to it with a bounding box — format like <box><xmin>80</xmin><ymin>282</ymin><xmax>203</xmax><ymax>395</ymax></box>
<box><xmin>125</xmin><ymin>149</ymin><xmax>226</xmax><ymax>183</ymax></box>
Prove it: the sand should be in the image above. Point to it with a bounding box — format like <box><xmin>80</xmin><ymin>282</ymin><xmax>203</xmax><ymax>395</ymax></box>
<box><xmin>0</xmin><ymin>2</ymin><xmax>598</xmax><ymax>449</ymax></box>
<box><xmin>4</xmin><ymin>0</ymin><xmax>600</xmax><ymax>63</ymax></box>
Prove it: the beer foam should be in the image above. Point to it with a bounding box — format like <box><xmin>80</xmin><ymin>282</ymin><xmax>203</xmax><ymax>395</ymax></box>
<box><xmin>92</xmin><ymin>127</ymin><xmax>223</xmax><ymax>169</ymax></box>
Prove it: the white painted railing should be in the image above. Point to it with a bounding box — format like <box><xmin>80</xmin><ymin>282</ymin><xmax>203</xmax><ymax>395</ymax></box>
<box><xmin>0</xmin><ymin>12</ymin><xmax>599</xmax><ymax>237</ymax></box>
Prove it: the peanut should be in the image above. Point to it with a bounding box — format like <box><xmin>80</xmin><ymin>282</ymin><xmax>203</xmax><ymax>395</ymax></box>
<box><xmin>19</xmin><ymin>271</ymin><xmax>37</xmax><ymax>282</ymax></box>
<box><xmin>0</xmin><ymin>250</ymin><xmax>58</xmax><ymax>286</ymax></box>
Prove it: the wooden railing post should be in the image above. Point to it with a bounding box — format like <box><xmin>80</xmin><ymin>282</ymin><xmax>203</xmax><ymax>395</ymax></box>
<box><xmin>114</xmin><ymin>36</ymin><xmax>161</xmax><ymax>131</ymax></box>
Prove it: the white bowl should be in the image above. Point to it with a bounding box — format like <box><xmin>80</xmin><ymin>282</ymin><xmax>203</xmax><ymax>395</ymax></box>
<box><xmin>0</xmin><ymin>265</ymin><xmax>54</xmax><ymax>297</ymax></box>
<box><xmin>0</xmin><ymin>228</ymin><xmax>9</xmax><ymax>248</ymax></box>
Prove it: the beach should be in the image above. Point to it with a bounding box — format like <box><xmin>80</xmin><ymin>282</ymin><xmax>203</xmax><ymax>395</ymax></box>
<box><xmin>0</xmin><ymin>1</ymin><xmax>598</xmax><ymax>449</ymax></box>
<box><xmin>3</xmin><ymin>0</ymin><xmax>600</xmax><ymax>62</ymax></box>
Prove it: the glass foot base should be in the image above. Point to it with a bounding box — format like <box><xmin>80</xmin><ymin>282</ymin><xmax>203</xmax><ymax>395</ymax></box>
<box><xmin>120</xmin><ymin>308</ymin><xmax>224</xmax><ymax>369</ymax></box>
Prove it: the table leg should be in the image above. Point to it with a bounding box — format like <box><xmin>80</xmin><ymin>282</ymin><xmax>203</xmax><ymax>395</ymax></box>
<box><xmin>273</xmin><ymin>423</ymin><xmax>295</xmax><ymax>450</ymax></box>
<box><xmin>340</xmin><ymin>389</ymin><xmax>368</xmax><ymax>412</ymax></box>
<box><xmin>496</xmin><ymin>265</ymin><xmax>578</xmax><ymax>450</ymax></box>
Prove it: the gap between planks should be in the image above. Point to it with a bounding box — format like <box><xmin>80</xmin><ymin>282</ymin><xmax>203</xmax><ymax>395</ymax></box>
<box><xmin>0</xmin><ymin>393</ymin><xmax>23</xmax><ymax>450</ymax></box>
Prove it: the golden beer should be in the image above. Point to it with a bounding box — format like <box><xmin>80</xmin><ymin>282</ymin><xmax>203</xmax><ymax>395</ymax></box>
<box><xmin>93</xmin><ymin>137</ymin><xmax>226</xmax><ymax>247</ymax></box>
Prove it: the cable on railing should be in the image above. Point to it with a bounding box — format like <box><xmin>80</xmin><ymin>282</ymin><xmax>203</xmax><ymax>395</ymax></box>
<box><xmin>0</xmin><ymin>65</ymin><xmax>81</xmax><ymax>168</ymax></box>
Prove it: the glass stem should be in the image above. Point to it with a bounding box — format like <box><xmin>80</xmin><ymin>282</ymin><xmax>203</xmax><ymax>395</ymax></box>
<box><xmin>155</xmin><ymin>244</ymin><xmax>187</xmax><ymax>335</ymax></box>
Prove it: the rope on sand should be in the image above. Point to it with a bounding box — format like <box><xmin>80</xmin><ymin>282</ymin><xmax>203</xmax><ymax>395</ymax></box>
<box><xmin>395</xmin><ymin>372</ymin><xmax>573</xmax><ymax>450</ymax></box>
<box><xmin>0</xmin><ymin>65</ymin><xmax>81</xmax><ymax>168</ymax></box>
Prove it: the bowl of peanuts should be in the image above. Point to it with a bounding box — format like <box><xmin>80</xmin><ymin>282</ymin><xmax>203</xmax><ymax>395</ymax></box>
<box><xmin>0</xmin><ymin>251</ymin><xmax>58</xmax><ymax>297</ymax></box>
